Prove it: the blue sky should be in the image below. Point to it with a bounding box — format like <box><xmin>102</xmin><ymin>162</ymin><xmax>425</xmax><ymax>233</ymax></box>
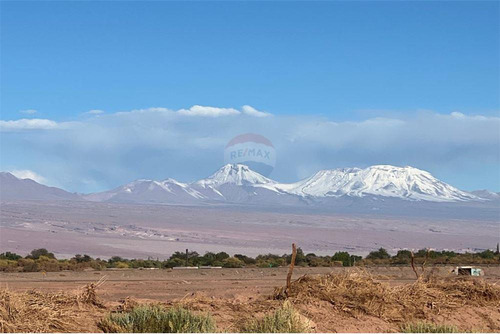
<box><xmin>1</xmin><ymin>1</ymin><xmax>499</xmax><ymax>192</ymax></box>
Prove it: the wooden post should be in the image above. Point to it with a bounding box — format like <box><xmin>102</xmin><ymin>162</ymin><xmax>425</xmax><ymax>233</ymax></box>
<box><xmin>410</xmin><ymin>251</ymin><xmax>420</xmax><ymax>280</ymax></box>
<box><xmin>421</xmin><ymin>248</ymin><xmax>430</xmax><ymax>277</ymax></box>
<box><xmin>285</xmin><ymin>243</ymin><xmax>297</xmax><ymax>296</ymax></box>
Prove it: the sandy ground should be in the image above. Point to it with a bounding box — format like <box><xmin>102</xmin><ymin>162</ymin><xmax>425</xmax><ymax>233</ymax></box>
<box><xmin>2</xmin><ymin>266</ymin><xmax>499</xmax><ymax>302</ymax></box>
<box><xmin>1</xmin><ymin>200</ymin><xmax>498</xmax><ymax>259</ymax></box>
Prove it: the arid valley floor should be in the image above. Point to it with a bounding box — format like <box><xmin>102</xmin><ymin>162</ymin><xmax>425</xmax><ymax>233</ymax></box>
<box><xmin>1</xmin><ymin>200</ymin><xmax>498</xmax><ymax>258</ymax></box>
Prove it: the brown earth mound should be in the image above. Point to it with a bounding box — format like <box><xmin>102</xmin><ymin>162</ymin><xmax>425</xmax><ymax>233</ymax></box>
<box><xmin>272</xmin><ymin>270</ymin><xmax>500</xmax><ymax>332</ymax></box>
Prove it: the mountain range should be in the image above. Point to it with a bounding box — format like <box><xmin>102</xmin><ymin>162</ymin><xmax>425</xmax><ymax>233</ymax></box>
<box><xmin>1</xmin><ymin>164</ymin><xmax>498</xmax><ymax>207</ymax></box>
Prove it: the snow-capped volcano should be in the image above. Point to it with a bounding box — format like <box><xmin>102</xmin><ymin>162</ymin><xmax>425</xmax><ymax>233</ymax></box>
<box><xmin>191</xmin><ymin>164</ymin><xmax>292</xmax><ymax>203</ymax></box>
<box><xmin>279</xmin><ymin>165</ymin><xmax>479</xmax><ymax>202</ymax></box>
<box><xmin>194</xmin><ymin>164</ymin><xmax>274</xmax><ymax>188</ymax></box>
<box><xmin>4</xmin><ymin>164</ymin><xmax>489</xmax><ymax>206</ymax></box>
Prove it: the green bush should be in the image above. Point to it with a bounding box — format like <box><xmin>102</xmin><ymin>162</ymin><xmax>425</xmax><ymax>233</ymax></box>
<box><xmin>18</xmin><ymin>258</ymin><xmax>38</xmax><ymax>272</ymax></box>
<box><xmin>242</xmin><ymin>301</ymin><xmax>311</xmax><ymax>333</ymax></box>
<box><xmin>99</xmin><ymin>305</ymin><xmax>215</xmax><ymax>333</ymax></box>
<box><xmin>222</xmin><ymin>257</ymin><xmax>244</xmax><ymax>268</ymax></box>
<box><xmin>0</xmin><ymin>259</ymin><xmax>18</xmax><ymax>272</ymax></box>
<box><xmin>113</xmin><ymin>261</ymin><xmax>130</xmax><ymax>269</ymax></box>
<box><xmin>36</xmin><ymin>256</ymin><xmax>61</xmax><ymax>272</ymax></box>
<box><xmin>234</xmin><ymin>254</ymin><xmax>257</xmax><ymax>265</ymax></box>
<box><xmin>400</xmin><ymin>322</ymin><xmax>460</xmax><ymax>333</ymax></box>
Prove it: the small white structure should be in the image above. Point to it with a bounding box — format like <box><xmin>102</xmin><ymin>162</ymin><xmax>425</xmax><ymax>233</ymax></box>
<box><xmin>452</xmin><ymin>266</ymin><xmax>483</xmax><ymax>276</ymax></box>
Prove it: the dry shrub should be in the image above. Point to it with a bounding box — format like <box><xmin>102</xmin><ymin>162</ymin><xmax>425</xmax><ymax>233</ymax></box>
<box><xmin>116</xmin><ymin>297</ymin><xmax>139</xmax><ymax>313</ymax></box>
<box><xmin>79</xmin><ymin>283</ymin><xmax>104</xmax><ymax>307</ymax></box>
<box><xmin>275</xmin><ymin>270</ymin><xmax>393</xmax><ymax>318</ymax></box>
<box><xmin>275</xmin><ymin>269</ymin><xmax>500</xmax><ymax>322</ymax></box>
<box><xmin>0</xmin><ymin>278</ymin><xmax>107</xmax><ymax>332</ymax></box>
<box><xmin>78</xmin><ymin>276</ymin><xmax>107</xmax><ymax>307</ymax></box>
<box><xmin>425</xmin><ymin>276</ymin><xmax>500</xmax><ymax>304</ymax></box>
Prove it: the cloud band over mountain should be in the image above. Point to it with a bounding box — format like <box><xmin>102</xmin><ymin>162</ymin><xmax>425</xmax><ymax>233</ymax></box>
<box><xmin>0</xmin><ymin>106</ymin><xmax>498</xmax><ymax>193</ymax></box>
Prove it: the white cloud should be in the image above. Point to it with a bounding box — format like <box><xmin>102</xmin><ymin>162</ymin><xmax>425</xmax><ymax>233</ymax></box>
<box><xmin>19</xmin><ymin>109</ymin><xmax>37</xmax><ymax>115</ymax></box>
<box><xmin>177</xmin><ymin>105</ymin><xmax>240</xmax><ymax>117</ymax></box>
<box><xmin>10</xmin><ymin>170</ymin><xmax>47</xmax><ymax>184</ymax></box>
<box><xmin>85</xmin><ymin>109</ymin><xmax>105</xmax><ymax>115</ymax></box>
<box><xmin>0</xmin><ymin>119</ymin><xmax>78</xmax><ymax>131</ymax></box>
<box><xmin>0</xmin><ymin>118</ymin><xmax>60</xmax><ymax>130</ymax></box>
<box><xmin>241</xmin><ymin>105</ymin><xmax>271</xmax><ymax>117</ymax></box>
<box><xmin>449</xmin><ymin>111</ymin><xmax>488</xmax><ymax>121</ymax></box>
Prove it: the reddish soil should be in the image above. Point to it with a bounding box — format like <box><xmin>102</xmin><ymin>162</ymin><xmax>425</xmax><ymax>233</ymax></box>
<box><xmin>1</xmin><ymin>266</ymin><xmax>499</xmax><ymax>332</ymax></box>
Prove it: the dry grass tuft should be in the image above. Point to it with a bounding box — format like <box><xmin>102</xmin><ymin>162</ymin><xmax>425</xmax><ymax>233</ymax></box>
<box><xmin>274</xmin><ymin>269</ymin><xmax>500</xmax><ymax>322</ymax></box>
<box><xmin>241</xmin><ymin>300</ymin><xmax>311</xmax><ymax>333</ymax></box>
<box><xmin>1</xmin><ymin>289</ymin><xmax>82</xmax><ymax>332</ymax></box>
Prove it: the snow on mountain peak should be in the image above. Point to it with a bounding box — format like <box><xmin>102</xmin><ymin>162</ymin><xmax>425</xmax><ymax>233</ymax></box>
<box><xmin>195</xmin><ymin>163</ymin><xmax>274</xmax><ymax>188</ymax></box>
<box><xmin>80</xmin><ymin>164</ymin><xmax>484</xmax><ymax>204</ymax></box>
<box><xmin>278</xmin><ymin>165</ymin><xmax>479</xmax><ymax>202</ymax></box>
<box><xmin>84</xmin><ymin>177</ymin><xmax>205</xmax><ymax>202</ymax></box>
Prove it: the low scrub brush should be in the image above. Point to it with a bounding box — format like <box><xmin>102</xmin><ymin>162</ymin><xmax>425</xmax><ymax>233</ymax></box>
<box><xmin>98</xmin><ymin>304</ymin><xmax>215</xmax><ymax>333</ymax></box>
<box><xmin>242</xmin><ymin>300</ymin><xmax>311</xmax><ymax>333</ymax></box>
<box><xmin>400</xmin><ymin>322</ymin><xmax>461</xmax><ymax>333</ymax></box>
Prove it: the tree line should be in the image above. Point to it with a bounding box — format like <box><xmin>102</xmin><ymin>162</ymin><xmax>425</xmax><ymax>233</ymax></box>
<box><xmin>0</xmin><ymin>246</ymin><xmax>498</xmax><ymax>273</ymax></box>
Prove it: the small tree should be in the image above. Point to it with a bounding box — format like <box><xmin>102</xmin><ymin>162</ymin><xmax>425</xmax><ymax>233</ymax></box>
<box><xmin>28</xmin><ymin>248</ymin><xmax>55</xmax><ymax>260</ymax></box>
<box><xmin>478</xmin><ymin>249</ymin><xmax>495</xmax><ymax>259</ymax></box>
<box><xmin>215</xmin><ymin>252</ymin><xmax>230</xmax><ymax>262</ymax></box>
<box><xmin>0</xmin><ymin>252</ymin><xmax>22</xmax><ymax>260</ymax></box>
<box><xmin>73</xmin><ymin>254</ymin><xmax>93</xmax><ymax>263</ymax></box>
<box><xmin>366</xmin><ymin>248</ymin><xmax>391</xmax><ymax>260</ymax></box>
<box><xmin>332</xmin><ymin>251</ymin><xmax>351</xmax><ymax>266</ymax></box>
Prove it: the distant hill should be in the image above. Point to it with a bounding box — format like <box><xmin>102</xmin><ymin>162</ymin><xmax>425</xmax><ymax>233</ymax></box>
<box><xmin>0</xmin><ymin>172</ymin><xmax>80</xmax><ymax>201</ymax></box>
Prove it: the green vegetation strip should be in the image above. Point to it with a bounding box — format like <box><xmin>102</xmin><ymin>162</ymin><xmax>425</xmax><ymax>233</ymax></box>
<box><xmin>0</xmin><ymin>246</ymin><xmax>498</xmax><ymax>272</ymax></box>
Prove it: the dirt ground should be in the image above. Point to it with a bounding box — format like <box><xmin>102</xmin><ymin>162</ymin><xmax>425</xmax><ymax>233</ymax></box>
<box><xmin>1</xmin><ymin>266</ymin><xmax>499</xmax><ymax>302</ymax></box>
<box><xmin>1</xmin><ymin>266</ymin><xmax>500</xmax><ymax>332</ymax></box>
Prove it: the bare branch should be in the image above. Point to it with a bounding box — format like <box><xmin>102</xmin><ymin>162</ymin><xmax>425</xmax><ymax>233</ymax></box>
<box><xmin>285</xmin><ymin>243</ymin><xmax>297</xmax><ymax>296</ymax></box>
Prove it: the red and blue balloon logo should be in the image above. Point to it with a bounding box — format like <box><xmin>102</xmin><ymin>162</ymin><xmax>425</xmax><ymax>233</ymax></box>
<box><xmin>224</xmin><ymin>133</ymin><xmax>276</xmax><ymax>176</ymax></box>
